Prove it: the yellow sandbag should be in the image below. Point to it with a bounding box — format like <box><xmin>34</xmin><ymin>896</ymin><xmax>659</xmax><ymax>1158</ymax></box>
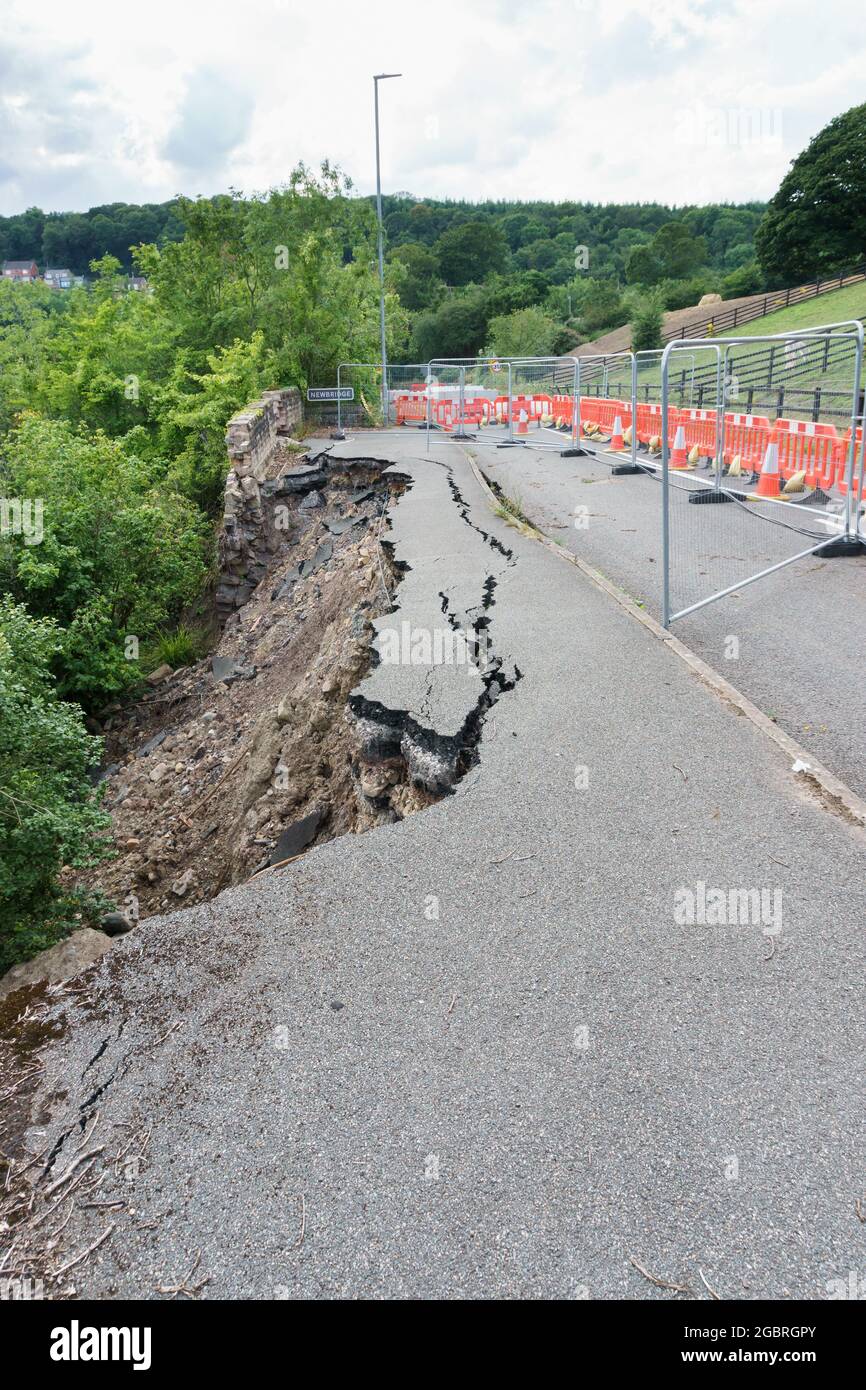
<box><xmin>782</xmin><ymin>469</ymin><xmax>806</xmax><ymax>494</ymax></box>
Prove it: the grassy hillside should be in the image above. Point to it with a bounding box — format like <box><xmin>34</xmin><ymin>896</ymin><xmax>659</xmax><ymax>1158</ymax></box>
<box><xmin>730</xmin><ymin>280</ymin><xmax>866</xmax><ymax>337</ymax></box>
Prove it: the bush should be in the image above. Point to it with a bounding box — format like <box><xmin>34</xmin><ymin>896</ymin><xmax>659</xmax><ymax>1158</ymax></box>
<box><xmin>148</xmin><ymin>623</ymin><xmax>205</xmax><ymax>671</ymax></box>
<box><xmin>720</xmin><ymin>262</ymin><xmax>764</xmax><ymax>299</ymax></box>
<box><xmin>0</xmin><ymin>598</ymin><xmax>111</xmax><ymax>974</ymax></box>
<box><xmin>631</xmin><ymin>300</ymin><xmax>664</xmax><ymax>353</ymax></box>
<box><xmin>0</xmin><ymin>415</ymin><xmax>210</xmax><ymax>708</ymax></box>
<box><xmin>484</xmin><ymin>306</ymin><xmax>559</xmax><ymax>359</ymax></box>
<box><xmin>577</xmin><ymin>279</ymin><xmax>629</xmax><ymax>336</ymax></box>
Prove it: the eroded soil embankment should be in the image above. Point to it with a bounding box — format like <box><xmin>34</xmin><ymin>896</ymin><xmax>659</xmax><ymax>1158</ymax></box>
<box><xmin>71</xmin><ymin>452</ymin><xmax>435</xmax><ymax>925</ymax></box>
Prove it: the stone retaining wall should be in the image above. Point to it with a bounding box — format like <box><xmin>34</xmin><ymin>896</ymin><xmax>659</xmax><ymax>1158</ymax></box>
<box><xmin>217</xmin><ymin>388</ymin><xmax>303</xmax><ymax>618</ymax></box>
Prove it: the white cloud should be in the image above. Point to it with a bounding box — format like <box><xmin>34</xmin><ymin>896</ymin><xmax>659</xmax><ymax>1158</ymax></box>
<box><xmin>1</xmin><ymin>0</ymin><xmax>864</xmax><ymax>214</ymax></box>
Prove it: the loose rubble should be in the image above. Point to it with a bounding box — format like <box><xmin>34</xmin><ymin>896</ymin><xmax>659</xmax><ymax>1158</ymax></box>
<box><xmin>68</xmin><ymin>450</ymin><xmax>435</xmax><ymax>928</ymax></box>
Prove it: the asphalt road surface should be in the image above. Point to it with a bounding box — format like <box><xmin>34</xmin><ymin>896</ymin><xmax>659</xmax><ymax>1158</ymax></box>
<box><xmin>25</xmin><ymin>431</ymin><xmax>866</xmax><ymax>1300</ymax></box>
<box><xmin>471</xmin><ymin>426</ymin><xmax>866</xmax><ymax>801</ymax></box>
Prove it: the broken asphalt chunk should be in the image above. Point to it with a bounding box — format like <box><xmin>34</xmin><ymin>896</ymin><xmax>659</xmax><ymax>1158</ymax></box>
<box><xmin>269</xmin><ymin>810</ymin><xmax>323</xmax><ymax>865</ymax></box>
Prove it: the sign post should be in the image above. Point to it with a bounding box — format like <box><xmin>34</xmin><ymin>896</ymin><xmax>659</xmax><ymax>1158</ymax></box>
<box><xmin>306</xmin><ymin>387</ymin><xmax>355</xmax><ymax>402</ymax></box>
<box><xmin>307</xmin><ymin>386</ymin><xmax>355</xmax><ymax>440</ymax></box>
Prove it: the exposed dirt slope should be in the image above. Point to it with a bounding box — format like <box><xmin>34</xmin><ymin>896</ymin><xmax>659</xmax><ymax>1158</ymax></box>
<box><xmin>72</xmin><ymin>452</ymin><xmax>433</xmax><ymax>926</ymax></box>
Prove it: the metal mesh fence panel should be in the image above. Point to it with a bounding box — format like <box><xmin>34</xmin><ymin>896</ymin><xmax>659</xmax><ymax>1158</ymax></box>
<box><xmin>387</xmin><ymin>363</ymin><xmax>431</xmax><ymax>427</ymax></box>
<box><xmin>661</xmin><ymin>324</ymin><xmax>865</xmax><ymax>626</ymax></box>
<box><xmin>426</xmin><ymin>358</ymin><xmax>516</xmax><ymax>448</ymax></box>
<box><xmin>425</xmin><ymin>356</ymin><xmax>582</xmax><ymax>451</ymax></box>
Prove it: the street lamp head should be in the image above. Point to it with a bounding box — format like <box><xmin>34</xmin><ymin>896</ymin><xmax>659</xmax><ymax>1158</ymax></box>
<box><xmin>374</xmin><ymin>72</ymin><xmax>402</xmax><ymax>81</ymax></box>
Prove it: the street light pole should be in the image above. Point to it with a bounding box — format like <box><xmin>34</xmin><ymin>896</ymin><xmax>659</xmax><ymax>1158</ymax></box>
<box><xmin>374</xmin><ymin>72</ymin><xmax>401</xmax><ymax>427</ymax></box>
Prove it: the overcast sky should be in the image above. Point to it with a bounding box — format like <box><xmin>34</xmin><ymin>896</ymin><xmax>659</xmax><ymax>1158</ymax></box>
<box><xmin>1</xmin><ymin>0</ymin><xmax>864</xmax><ymax>216</ymax></box>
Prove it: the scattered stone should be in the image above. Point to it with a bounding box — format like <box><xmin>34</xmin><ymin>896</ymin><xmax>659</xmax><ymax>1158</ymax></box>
<box><xmin>100</xmin><ymin>912</ymin><xmax>135</xmax><ymax>937</ymax></box>
<box><xmin>224</xmin><ymin>664</ymin><xmax>256</xmax><ymax>684</ymax></box>
<box><xmin>272</xmin><ymin>567</ymin><xmax>300</xmax><ymax>601</ymax></box>
<box><xmin>149</xmin><ymin>762</ymin><xmax>170</xmax><ymax>783</ymax></box>
<box><xmin>0</xmin><ymin>928</ymin><xmax>112</xmax><ymax>1001</ymax></box>
<box><xmin>138</xmin><ymin>731</ymin><xmax>167</xmax><ymax>758</ymax></box>
<box><xmin>211</xmin><ymin>655</ymin><xmax>237</xmax><ymax>682</ymax></box>
<box><xmin>171</xmin><ymin>869</ymin><xmax>195</xmax><ymax>898</ymax></box>
<box><xmin>359</xmin><ymin>763</ymin><xmax>400</xmax><ymax>799</ymax></box>
<box><xmin>312</xmin><ymin>540</ymin><xmax>333</xmax><ymax>570</ymax></box>
<box><xmin>308</xmin><ymin>702</ymin><xmax>331</xmax><ymax>733</ymax></box>
<box><xmin>299</xmin><ymin>489</ymin><xmax>325</xmax><ymax>510</ymax></box>
<box><xmin>146</xmin><ymin>664</ymin><xmax>173</xmax><ymax>686</ymax></box>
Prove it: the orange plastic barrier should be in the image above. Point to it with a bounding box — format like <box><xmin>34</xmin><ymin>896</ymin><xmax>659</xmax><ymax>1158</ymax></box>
<box><xmin>633</xmin><ymin>401</ymin><xmax>670</xmax><ymax>444</ymax></box>
<box><xmin>722</xmin><ymin>413</ymin><xmax>773</xmax><ymax>471</ymax></box>
<box><xmin>453</xmin><ymin>397</ymin><xmax>490</xmax><ymax>429</ymax></box>
<box><xmin>511</xmin><ymin>394</ymin><xmax>535</xmax><ymax>425</ymax></box>
<box><xmin>579</xmin><ymin>397</ymin><xmax>628</xmax><ymax>435</ymax></box>
<box><xmin>530</xmin><ymin>393</ymin><xmax>553</xmax><ymax>421</ymax></box>
<box><xmin>772</xmin><ymin>418</ymin><xmax>838</xmax><ymax>489</ymax></box>
<box><xmin>396</xmin><ymin>393</ymin><xmax>427</xmax><ymax>425</ymax></box>
<box><xmin>678</xmin><ymin>408</ymin><xmax>717</xmax><ymax>459</ymax></box>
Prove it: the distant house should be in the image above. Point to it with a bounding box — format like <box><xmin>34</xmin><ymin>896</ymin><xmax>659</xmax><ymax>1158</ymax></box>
<box><xmin>127</xmin><ymin>276</ymin><xmax>149</xmax><ymax>293</ymax></box>
<box><xmin>44</xmin><ymin>267</ymin><xmax>74</xmax><ymax>289</ymax></box>
<box><xmin>2</xmin><ymin>259</ymin><xmax>38</xmax><ymax>282</ymax></box>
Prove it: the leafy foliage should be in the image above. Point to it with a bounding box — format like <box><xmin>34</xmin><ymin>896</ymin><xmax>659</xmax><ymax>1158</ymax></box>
<box><xmin>631</xmin><ymin>298</ymin><xmax>664</xmax><ymax>353</ymax></box>
<box><xmin>0</xmin><ymin>598</ymin><xmax>111</xmax><ymax>973</ymax></box>
<box><xmin>755</xmin><ymin>103</ymin><xmax>866</xmax><ymax>282</ymax></box>
<box><xmin>0</xmin><ymin>201</ymin><xmax>184</xmax><ymax>274</ymax></box>
<box><xmin>484</xmin><ymin>306</ymin><xmax>560</xmax><ymax>359</ymax></box>
<box><xmin>626</xmin><ymin>223</ymin><xmax>708</xmax><ymax>286</ymax></box>
<box><xmin>0</xmin><ymin>416</ymin><xmax>210</xmax><ymax>706</ymax></box>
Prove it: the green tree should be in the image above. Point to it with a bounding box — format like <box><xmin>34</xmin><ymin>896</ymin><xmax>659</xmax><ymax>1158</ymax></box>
<box><xmin>626</xmin><ymin>222</ymin><xmax>707</xmax><ymax>286</ymax></box>
<box><xmin>410</xmin><ymin>289</ymin><xmax>490</xmax><ymax>360</ymax></box>
<box><xmin>755</xmin><ymin>103</ymin><xmax>866</xmax><ymax>281</ymax></box>
<box><xmin>434</xmin><ymin>220</ymin><xmax>508</xmax><ymax>285</ymax></box>
<box><xmin>484</xmin><ymin>306</ymin><xmax>559</xmax><ymax>359</ymax></box>
<box><xmin>577</xmin><ymin>279</ymin><xmax>628</xmax><ymax>335</ymax></box>
<box><xmin>155</xmin><ymin>333</ymin><xmax>276</xmax><ymax>514</ymax></box>
<box><xmin>389</xmin><ymin>243</ymin><xmax>443</xmax><ymax>310</ymax></box>
<box><xmin>631</xmin><ymin>297</ymin><xmax>664</xmax><ymax>352</ymax></box>
<box><xmin>720</xmin><ymin>262</ymin><xmax>764</xmax><ymax>298</ymax></box>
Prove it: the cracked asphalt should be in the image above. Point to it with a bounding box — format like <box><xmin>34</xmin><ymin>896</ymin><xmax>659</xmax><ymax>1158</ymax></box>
<box><xmin>26</xmin><ymin>430</ymin><xmax>866</xmax><ymax>1301</ymax></box>
<box><xmin>473</xmin><ymin>426</ymin><xmax>866</xmax><ymax>800</ymax></box>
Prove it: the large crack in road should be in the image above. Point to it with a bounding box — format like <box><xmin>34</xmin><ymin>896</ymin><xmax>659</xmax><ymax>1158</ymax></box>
<box><xmin>5</xmin><ymin>431</ymin><xmax>863</xmax><ymax>1302</ymax></box>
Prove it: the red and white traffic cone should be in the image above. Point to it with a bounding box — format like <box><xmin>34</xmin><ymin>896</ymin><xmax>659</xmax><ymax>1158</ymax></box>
<box><xmin>610</xmin><ymin>414</ymin><xmax>624</xmax><ymax>451</ymax></box>
<box><xmin>754</xmin><ymin>441</ymin><xmax>781</xmax><ymax>498</ymax></box>
<box><xmin>670</xmin><ymin>424</ymin><xmax>689</xmax><ymax>469</ymax></box>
